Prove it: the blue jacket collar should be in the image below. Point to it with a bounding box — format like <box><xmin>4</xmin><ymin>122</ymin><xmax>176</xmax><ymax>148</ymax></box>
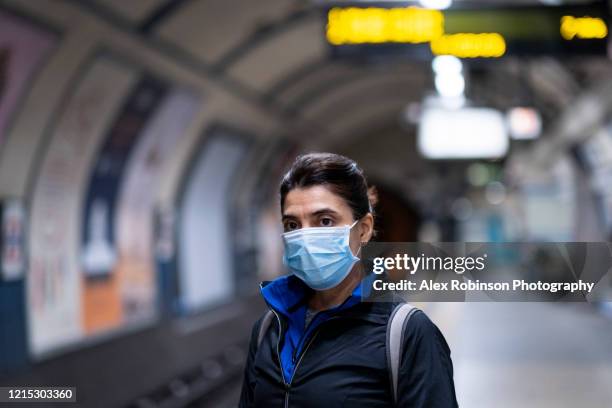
<box><xmin>260</xmin><ymin>273</ymin><xmax>373</xmax><ymax>317</ymax></box>
<box><xmin>260</xmin><ymin>275</ymin><xmax>309</xmax><ymax>316</ymax></box>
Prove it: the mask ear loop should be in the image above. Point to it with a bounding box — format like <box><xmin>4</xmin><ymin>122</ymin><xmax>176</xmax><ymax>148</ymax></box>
<box><xmin>349</xmin><ymin>220</ymin><xmax>362</xmax><ymax>258</ymax></box>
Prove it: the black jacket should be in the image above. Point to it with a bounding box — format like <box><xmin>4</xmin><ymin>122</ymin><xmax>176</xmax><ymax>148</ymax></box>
<box><xmin>239</xmin><ymin>299</ymin><xmax>458</xmax><ymax>407</ymax></box>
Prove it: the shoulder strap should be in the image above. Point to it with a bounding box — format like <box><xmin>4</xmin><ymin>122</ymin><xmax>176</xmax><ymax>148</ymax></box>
<box><xmin>256</xmin><ymin>310</ymin><xmax>275</xmax><ymax>349</ymax></box>
<box><xmin>386</xmin><ymin>303</ymin><xmax>418</xmax><ymax>406</ymax></box>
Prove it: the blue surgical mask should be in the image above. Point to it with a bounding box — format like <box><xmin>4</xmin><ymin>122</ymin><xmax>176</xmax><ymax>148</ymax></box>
<box><xmin>282</xmin><ymin>221</ymin><xmax>360</xmax><ymax>290</ymax></box>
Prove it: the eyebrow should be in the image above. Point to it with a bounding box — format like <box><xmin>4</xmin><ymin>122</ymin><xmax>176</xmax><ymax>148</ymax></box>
<box><xmin>282</xmin><ymin>208</ymin><xmax>341</xmax><ymax>220</ymax></box>
<box><xmin>311</xmin><ymin>208</ymin><xmax>340</xmax><ymax>217</ymax></box>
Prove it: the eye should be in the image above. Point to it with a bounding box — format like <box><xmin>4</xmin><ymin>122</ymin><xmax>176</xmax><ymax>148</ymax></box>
<box><xmin>284</xmin><ymin>220</ymin><xmax>299</xmax><ymax>232</ymax></box>
<box><xmin>320</xmin><ymin>217</ymin><xmax>334</xmax><ymax>227</ymax></box>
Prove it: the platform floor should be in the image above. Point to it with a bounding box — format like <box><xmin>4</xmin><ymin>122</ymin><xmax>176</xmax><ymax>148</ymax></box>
<box><xmin>425</xmin><ymin>302</ymin><xmax>612</xmax><ymax>407</ymax></box>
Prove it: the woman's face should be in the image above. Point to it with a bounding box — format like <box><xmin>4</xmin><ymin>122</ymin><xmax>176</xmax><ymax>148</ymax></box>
<box><xmin>282</xmin><ymin>185</ymin><xmax>374</xmax><ymax>254</ymax></box>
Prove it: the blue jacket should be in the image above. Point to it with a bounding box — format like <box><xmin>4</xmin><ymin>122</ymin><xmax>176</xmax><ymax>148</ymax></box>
<box><xmin>240</xmin><ymin>274</ymin><xmax>458</xmax><ymax>407</ymax></box>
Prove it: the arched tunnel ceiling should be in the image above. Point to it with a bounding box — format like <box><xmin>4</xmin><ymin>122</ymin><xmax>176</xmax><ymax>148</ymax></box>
<box><xmin>301</xmin><ymin>67</ymin><xmax>428</xmax><ymax>119</ymax></box>
<box><xmin>3</xmin><ymin>0</ymin><xmax>612</xmax><ymax>203</ymax></box>
<box><xmin>156</xmin><ymin>0</ymin><xmax>306</xmax><ymax>64</ymax></box>
<box><xmin>226</xmin><ymin>18</ymin><xmax>326</xmax><ymax>92</ymax></box>
<box><xmin>71</xmin><ymin>0</ymin><xmax>612</xmax><ymax>142</ymax></box>
<box><xmin>90</xmin><ymin>0</ymin><xmax>167</xmax><ymax>23</ymax></box>
<box><xmin>273</xmin><ymin>61</ymin><xmax>429</xmax><ymax>113</ymax></box>
<box><xmin>141</xmin><ymin>0</ymin><xmax>612</xmax><ymax>132</ymax></box>
<box><xmin>65</xmin><ymin>0</ymin><xmax>612</xmax><ymax>203</ymax></box>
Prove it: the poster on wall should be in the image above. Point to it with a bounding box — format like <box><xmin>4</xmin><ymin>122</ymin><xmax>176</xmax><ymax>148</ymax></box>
<box><xmin>80</xmin><ymin>77</ymin><xmax>167</xmax><ymax>279</ymax></box>
<box><xmin>521</xmin><ymin>158</ymin><xmax>576</xmax><ymax>241</ymax></box>
<box><xmin>579</xmin><ymin>125</ymin><xmax>612</xmax><ymax>235</ymax></box>
<box><xmin>80</xmin><ymin>86</ymin><xmax>201</xmax><ymax>329</ymax></box>
<box><xmin>0</xmin><ymin>11</ymin><xmax>56</xmax><ymax>147</ymax></box>
<box><xmin>1</xmin><ymin>199</ymin><xmax>26</xmax><ymax>281</ymax></box>
<box><xmin>178</xmin><ymin>134</ymin><xmax>249</xmax><ymax>312</ymax></box>
<box><xmin>79</xmin><ymin>76</ymin><xmax>168</xmax><ymax>334</ymax></box>
<box><xmin>581</xmin><ymin>125</ymin><xmax>612</xmax><ymax>172</ymax></box>
<box><xmin>114</xmin><ymin>88</ymin><xmax>201</xmax><ymax>323</ymax></box>
<box><xmin>28</xmin><ymin>57</ymin><xmax>138</xmax><ymax>356</ymax></box>
<box><xmin>28</xmin><ymin>52</ymin><xmax>202</xmax><ymax>355</ymax></box>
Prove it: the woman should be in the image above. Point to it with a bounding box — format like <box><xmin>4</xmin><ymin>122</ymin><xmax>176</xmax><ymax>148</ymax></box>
<box><xmin>240</xmin><ymin>153</ymin><xmax>457</xmax><ymax>407</ymax></box>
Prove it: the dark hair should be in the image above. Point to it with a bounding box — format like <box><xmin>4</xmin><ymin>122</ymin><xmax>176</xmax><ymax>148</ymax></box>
<box><xmin>280</xmin><ymin>152</ymin><xmax>377</xmax><ymax>220</ymax></box>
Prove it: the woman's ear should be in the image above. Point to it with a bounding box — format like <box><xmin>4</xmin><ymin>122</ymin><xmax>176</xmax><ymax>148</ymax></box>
<box><xmin>359</xmin><ymin>213</ymin><xmax>374</xmax><ymax>243</ymax></box>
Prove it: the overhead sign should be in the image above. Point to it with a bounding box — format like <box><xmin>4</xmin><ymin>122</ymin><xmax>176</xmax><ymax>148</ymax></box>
<box><xmin>325</xmin><ymin>2</ymin><xmax>609</xmax><ymax>59</ymax></box>
<box><xmin>327</xmin><ymin>6</ymin><xmax>444</xmax><ymax>44</ymax></box>
<box><xmin>418</xmin><ymin>106</ymin><xmax>509</xmax><ymax>159</ymax></box>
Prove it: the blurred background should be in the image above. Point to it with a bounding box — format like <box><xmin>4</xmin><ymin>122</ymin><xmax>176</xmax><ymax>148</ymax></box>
<box><xmin>1</xmin><ymin>0</ymin><xmax>612</xmax><ymax>406</ymax></box>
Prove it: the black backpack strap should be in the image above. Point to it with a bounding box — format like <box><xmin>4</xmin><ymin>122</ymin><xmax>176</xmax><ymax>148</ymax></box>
<box><xmin>386</xmin><ymin>303</ymin><xmax>418</xmax><ymax>405</ymax></box>
<box><xmin>256</xmin><ymin>310</ymin><xmax>275</xmax><ymax>349</ymax></box>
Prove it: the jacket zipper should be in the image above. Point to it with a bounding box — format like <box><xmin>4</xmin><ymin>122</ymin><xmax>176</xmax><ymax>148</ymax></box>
<box><xmin>260</xmin><ymin>284</ymin><xmax>354</xmax><ymax>407</ymax></box>
<box><xmin>284</xmin><ymin>316</ymin><xmax>341</xmax><ymax>407</ymax></box>
<box><xmin>266</xmin><ymin>307</ymin><xmax>341</xmax><ymax>408</ymax></box>
<box><xmin>269</xmin><ymin>309</ymin><xmax>287</xmax><ymax>383</ymax></box>
<box><xmin>260</xmin><ymin>286</ymin><xmax>289</xmax><ymax>390</ymax></box>
<box><xmin>266</xmin><ymin>308</ymin><xmax>291</xmax><ymax>408</ymax></box>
